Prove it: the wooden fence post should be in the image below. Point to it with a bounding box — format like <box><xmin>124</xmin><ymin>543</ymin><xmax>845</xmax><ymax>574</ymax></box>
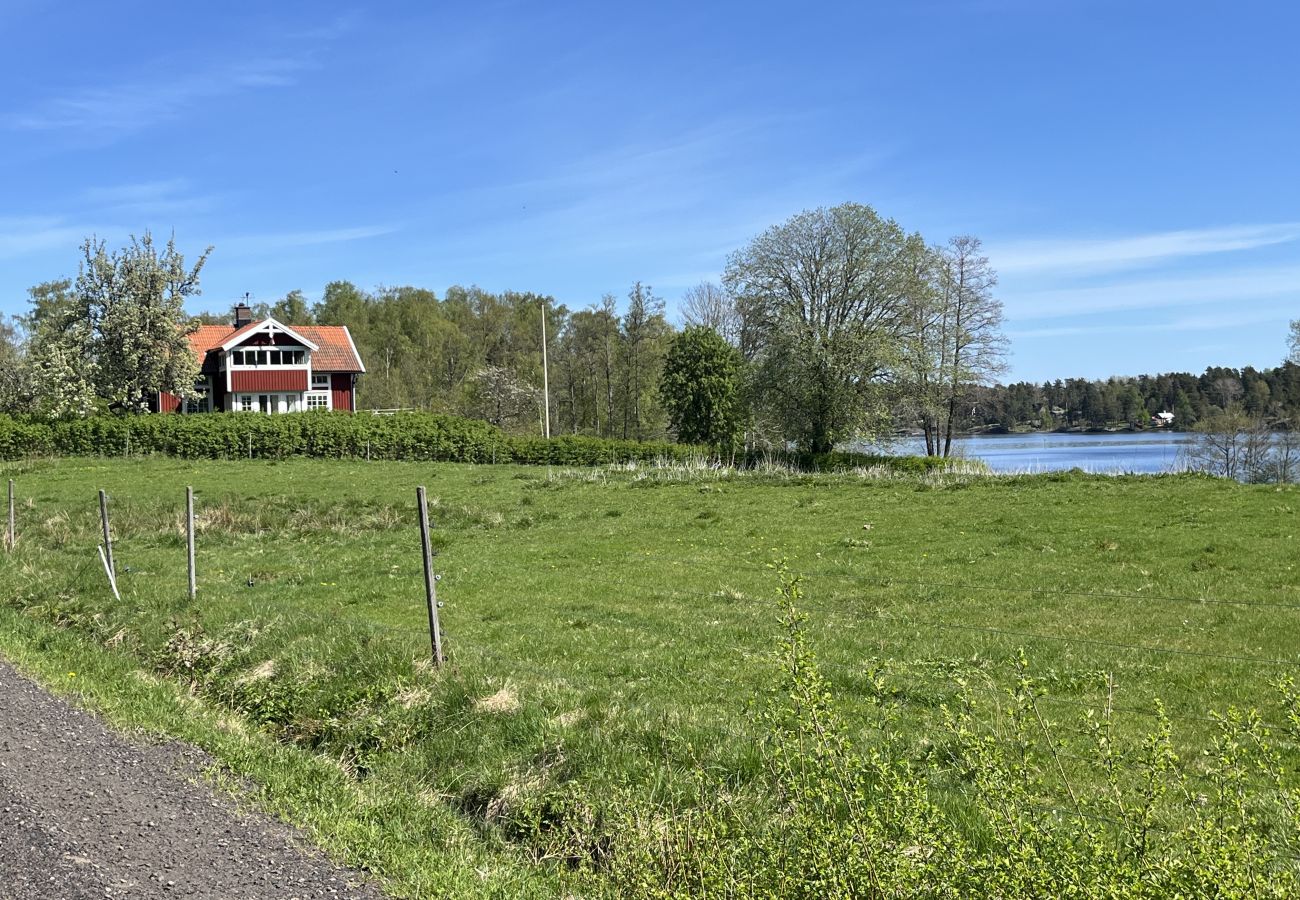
<box><xmin>417</xmin><ymin>486</ymin><xmax>444</xmax><ymax>666</ymax></box>
<box><xmin>186</xmin><ymin>486</ymin><xmax>196</xmax><ymax>600</ymax></box>
<box><xmin>98</xmin><ymin>489</ymin><xmax>115</xmax><ymax>582</ymax></box>
<box><xmin>6</xmin><ymin>478</ymin><xmax>14</xmax><ymax>551</ymax></box>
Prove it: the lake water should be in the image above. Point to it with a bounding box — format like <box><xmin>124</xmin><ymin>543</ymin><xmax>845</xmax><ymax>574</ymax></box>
<box><xmin>872</xmin><ymin>431</ymin><xmax>1198</xmax><ymax>474</ymax></box>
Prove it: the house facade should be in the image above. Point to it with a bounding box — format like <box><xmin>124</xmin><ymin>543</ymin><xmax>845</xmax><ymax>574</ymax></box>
<box><xmin>154</xmin><ymin>304</ymin><xmax>366</xmax><ymax>414</ymax></box>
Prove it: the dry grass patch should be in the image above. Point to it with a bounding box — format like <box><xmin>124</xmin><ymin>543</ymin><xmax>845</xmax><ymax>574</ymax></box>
<box><xmin>553</xmin><ymin>709</ymin><xmax>585</xmax><ymax>727</ymax></box>
<box><xmin>237</xmin><ymin>659</ymin><xmax>278</xmax><ymax>684</ymax></box>
<box><xmin>396</xmin><ymin>685</ymin><xmax>431</xmax><ymax>709</ymax></box>
<box><xmin>476</xmin><ymin>685</ymin><xmax>520</xmax><ymax>714</ymax></box>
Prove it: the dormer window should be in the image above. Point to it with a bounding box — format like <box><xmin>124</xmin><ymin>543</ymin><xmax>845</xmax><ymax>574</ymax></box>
<box><xmin>230</xmin><ymin>348</ymin><xmax>306</xmax><ymax>366</ymax></box>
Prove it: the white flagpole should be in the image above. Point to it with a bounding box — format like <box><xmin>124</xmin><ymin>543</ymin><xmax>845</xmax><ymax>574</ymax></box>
<box><xmin>541</xmin><ymin>300</ymin><xmax>551</xmax><ymax>439</ymax></box>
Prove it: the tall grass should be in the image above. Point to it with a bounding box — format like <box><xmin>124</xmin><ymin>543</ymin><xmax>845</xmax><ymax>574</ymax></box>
<box><xmin>3</xmin><ymin>457</ymin><xmax>1300</xmax><ymax>896</ymax></box>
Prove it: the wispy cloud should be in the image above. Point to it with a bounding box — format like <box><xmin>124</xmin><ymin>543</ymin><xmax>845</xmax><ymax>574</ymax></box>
<box><xmin>1002</xmin><ymin>263</ymin><xmax>1300</xmax><ymax>321</ymax></box>
<box><xmin>1008</xmin><ymin>306</ymin><xmax>1292</xmax><ymax>340</ymax></box>
<box><xmin>77</xmin><ymin>178</ymin><xmax>226</xmax><ymax>218</ymax></box>
<box><xmin>8</xmin><ymin>13</ymin><xmax>356</xmax><ymax>141</ymax></box>
<box><xmin>0</xmin><ymin>217</ymin><xmax>90</xmax><ymax>260</ymax></box>
<box><xmin>81</xmin><ymin>179</ymin><xmax>191</xmax><ymax>207</ymax></box>
<box><xmin>991</xmin><ymin>223</ymin><xmax>1300</xmax><ymax>276</ymax></box>
<box><xmin>428</xmin><ymin>117</ymin><xmax>888</xmax><ymax>299</ymax></box>
<box><xmin>10</xmin><ymin>57</ymin><xmax>308</xmax><ymax>137</ymax></box>
<box><xmin>217</xmin><ymin>225</ymin><xmax>399</xmax><ymax>255</ymax></box>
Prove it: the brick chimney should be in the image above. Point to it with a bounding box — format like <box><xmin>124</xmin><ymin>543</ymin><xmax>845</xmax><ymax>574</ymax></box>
<box><xmin>232</xmin><ymin>302</ymin><xmax>253</xmax><ymax>329</ymax></box>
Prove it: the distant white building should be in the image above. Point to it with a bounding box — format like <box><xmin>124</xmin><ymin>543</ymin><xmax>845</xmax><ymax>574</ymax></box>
<box><xmin>1151</xmin><ymin>411</ymin><xmax>1175</xmax><ymax>426</ymax></box>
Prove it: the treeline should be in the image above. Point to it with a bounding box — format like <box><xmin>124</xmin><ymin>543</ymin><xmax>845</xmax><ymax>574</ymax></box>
<box><xmin>966</xmin><ymin>365</ymin><xmax>1300</xmax><ymax>431</ymax></box>
<box><xmin>7</xmin><ymin>204</ymin><xmax>1013</xmax><ymax>455</ymax></box>
<box><xmin>228</xmin><ymin>281</ymin><xmax>677</xmax><ymax>441</ymax></box>
<box><xmin>210</xmin><ymin>207</ymin><xmax>1012</xmax><ymax>456</ymax></box>
<box><xmin>12</xmin><ymin>213</ymin><xmax>1299</xmax><ymax>450</ymax></box>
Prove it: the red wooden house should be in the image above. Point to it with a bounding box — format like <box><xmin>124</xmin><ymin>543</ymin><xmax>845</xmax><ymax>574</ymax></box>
<box><xmin>154</xmin><ymin>303</ymin><xmax>365</xmax><ymax>414</ymax></box>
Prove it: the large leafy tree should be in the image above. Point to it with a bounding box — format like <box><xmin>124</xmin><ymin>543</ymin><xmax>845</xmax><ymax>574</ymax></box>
<box><xmin>554</xmin><ymin>302</ymin><xmax>621</xmax><ymax>436</ymax></box>
<box><xmin>899</xmin><ymin>236</ymin><xmax>1008</xmax><ymax>456</ymax></box>
<box><xmin>660</xmin><ymin>325</ymin><xmax>744</xmax><ymax>448</ymax></box>
<box><xmin>270</xmin><ymin>289</ymin><xmax>313</xmax><ymax>324</ymax></box>
<box><xmin>21</xmin><ymin>279</ymin><xmax>97</xmax><ymax>418</ymax></box>
<box><xmin>724</xmin><ymin>203</ymin><xmax>915</xmax><ymax>453</ymax></box>
<box><xmin>0</xmin><ymin>316</ymin><xmax>22</xmax><ymax>411</ymax></box>
<box><xmin>680</xmin><ymin>281</ymin><xmax>741</xmax><ymax>346</ymax></box>
<box><xmin>620</xmin><ymin>282</ymin><xmax>670</xmax><ymax>440</ymax></box>
<box><xmin>76</xmin><ymin>233</ymin><xmax>210</xmax><ymax>412</ymax></box>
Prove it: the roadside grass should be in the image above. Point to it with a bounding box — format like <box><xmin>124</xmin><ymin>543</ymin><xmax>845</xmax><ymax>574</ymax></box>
<box><xmin>3</xmin><ymin>456</ymin><xmax>1300</xmax><ymax>893</ymax></box>
<box><xmin>0</xmin><ymin>598</ymin><xmax>558</xmax><ymax>898</ymax></box>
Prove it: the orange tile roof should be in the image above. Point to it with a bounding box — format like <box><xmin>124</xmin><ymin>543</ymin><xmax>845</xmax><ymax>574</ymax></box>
<box><xmin>186</xmin><ymin>321</ymin><xmax>364</xmax><ymax>372</ymax></box>
<box><xmin>187</xmin><ymin>325</ymin><xmax>238</xmax><ymax>355</ymax></box>
<box><xmin>294</xmin><ymin>326</ymin><xmax>365</xmax><ymax>372</ymax></box>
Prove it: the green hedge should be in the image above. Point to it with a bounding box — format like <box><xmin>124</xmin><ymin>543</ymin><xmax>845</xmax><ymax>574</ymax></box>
<box><xmin>0</xmin><ymin>412</ymin><xmax>947</xmax><ymax>473</ymax></box>
<box><xmin>0</xmin><ymin>412</ymin><xmax>509</xmax><ymax>462</ymax></box>
<box><xmin>508</xmin><ymin>435</ymin><xmax>707</xmax><ymax>466</ymax></box>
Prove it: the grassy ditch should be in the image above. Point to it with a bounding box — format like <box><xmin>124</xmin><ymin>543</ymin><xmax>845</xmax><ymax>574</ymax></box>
<box><xmin>3</xmin><ymin>457</ymin><xmax>1300</xmax><ymax>894</ymax></box>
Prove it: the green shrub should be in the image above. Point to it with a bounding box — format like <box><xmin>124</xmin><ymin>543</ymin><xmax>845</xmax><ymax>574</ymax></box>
<box><xmin>0</xmin><ymin>416</ymin><xmax>54</xmax><ymax>457</ymax></box>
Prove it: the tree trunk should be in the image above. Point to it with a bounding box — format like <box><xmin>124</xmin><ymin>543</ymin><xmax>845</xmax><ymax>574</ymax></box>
<box><xmin>943</xmin><ymin>396</ymin><xmax>957</xmax><ymax>457</ymax></box>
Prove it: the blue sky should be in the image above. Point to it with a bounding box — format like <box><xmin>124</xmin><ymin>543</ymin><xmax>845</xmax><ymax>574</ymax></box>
<box><xmin>2</xmin><ymin>0</ymin><xmax>1297</xmax><ymax>382</ymax></box>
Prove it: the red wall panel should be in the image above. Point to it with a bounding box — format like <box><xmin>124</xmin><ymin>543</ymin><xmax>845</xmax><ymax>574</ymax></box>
<box><xmin>230</xmin><ymin>370</ymin><xmax>308</xmax><ymax>392</ymax></box>
<box><xmin>331</xmin><ymin>373</ymin><xmax>354</xmax><ymax>412</ymax></box>
<box><xmin>157</xmin><ymin>391</ymin><xmax>182</xmax><ymax>413</ymax></box>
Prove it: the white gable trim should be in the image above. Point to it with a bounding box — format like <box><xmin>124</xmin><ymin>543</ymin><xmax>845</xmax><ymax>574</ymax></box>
<box><xmin>220</xmin><ymin>317</ymin><xmax>319</xmax><ymax>352</ymax></box>
<box><xmin>341</xmin><ymin>326</ymin><xmax>367</xmax><ymax>373</ymax></box>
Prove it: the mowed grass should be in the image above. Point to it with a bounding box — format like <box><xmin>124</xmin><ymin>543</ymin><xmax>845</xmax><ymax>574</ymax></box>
<box><xmin>3</xmin><ymin>456</ymin><xmax>1300</xmax><ymax>895</ymax></box>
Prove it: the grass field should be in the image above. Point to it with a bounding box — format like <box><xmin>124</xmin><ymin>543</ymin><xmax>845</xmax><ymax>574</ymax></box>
<box><xmin>3</xmin><ymin>456</ymin><xmax>1300</xmax><ymax>895</ymax></box>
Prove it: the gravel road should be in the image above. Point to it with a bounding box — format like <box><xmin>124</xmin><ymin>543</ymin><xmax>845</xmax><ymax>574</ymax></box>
<box><xmin>0</xmin><ymin>659</ymin><xmax>385</xmax><ymax>899</ymax></box>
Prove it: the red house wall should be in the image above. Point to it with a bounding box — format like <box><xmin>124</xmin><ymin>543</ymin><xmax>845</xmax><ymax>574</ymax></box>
<box><xmin>157</xmin><ymin>391</ymin><xmax>182</xmax><ymax>413</ymax></box>
<box><xmin>230</xmin><ymin>370</ymin><xmax>308</xmax><ymax>392</ymax></box>
<box><xmin>331</xmin><ymin>373</ymin><xmax>354</xmax><ymax>412</ymax></box>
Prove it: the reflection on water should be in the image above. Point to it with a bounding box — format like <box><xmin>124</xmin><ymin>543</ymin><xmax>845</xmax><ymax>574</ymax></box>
<box><xmin>863</xmin><ymin>431</ymin><xmax>1199</xmax><ymax>474</ymax></box>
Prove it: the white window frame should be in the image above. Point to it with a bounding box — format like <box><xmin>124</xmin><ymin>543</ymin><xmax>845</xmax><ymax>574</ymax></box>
<box><xmin>311</xmin><ymin>372</ymin><xmax>330</xmax><ymax>390</ymax></box>
<box><xmin>305</xmin><ymin>391</ymin><xmax>331</xmax><ymax>411</ymax></box>
<box><xmin>237</xmin><ymin>394</ymin><xmax>255</xmax><ymax>412</ymax></box>
<box><xmin>229</xmin><ymin>346</ymin><xmax>308</xmax><ymax>368</ymax></box>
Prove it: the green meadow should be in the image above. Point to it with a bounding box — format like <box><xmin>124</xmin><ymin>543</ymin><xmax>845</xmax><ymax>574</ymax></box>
<box><xmin>3</xmin><ymin>456</ymin><xmax>1300</xmax><ymax>896</ymax></box>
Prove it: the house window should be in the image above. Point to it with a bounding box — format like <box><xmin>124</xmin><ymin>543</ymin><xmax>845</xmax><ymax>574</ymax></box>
<box><xmin>306</xmin><ymin>392</ymin><xmax>330</xmax><ymax>411</ymax></box>
<box><xmin>237</xmin><ymin>395</ymin><xmax>255</xmax><ymax>412</ymax></box>
<box><xmin>183</xmin><ymin>380</ymin><xmax>210</xmax><ymax>414</ymax></box>
<box><xmin>229</xmin><ymin>347</ymin><xmax>306</xmax><ymax>366</ymax></box>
